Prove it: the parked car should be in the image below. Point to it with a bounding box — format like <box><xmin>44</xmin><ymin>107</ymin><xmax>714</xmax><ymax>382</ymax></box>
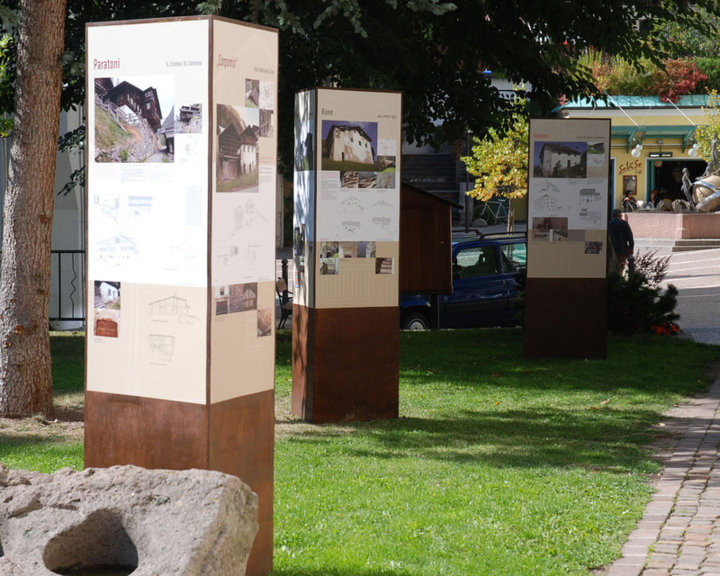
<box><xmin>400</xmin><ymin>232</ymin><xmax>527</xmax><ymax>330</ymax></box>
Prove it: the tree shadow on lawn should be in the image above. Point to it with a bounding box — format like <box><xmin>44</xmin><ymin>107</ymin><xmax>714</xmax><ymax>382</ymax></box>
<box><xmin>279</xmin><ymin>406</ymin><xmax>704</xmax><ymax>473</ymax></box>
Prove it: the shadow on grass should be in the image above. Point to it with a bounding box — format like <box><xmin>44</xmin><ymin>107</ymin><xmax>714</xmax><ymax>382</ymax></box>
<box><xmin>279</xmin><ymin>407</ymin><xmax>702</xmax><ymax>473</ymax></box>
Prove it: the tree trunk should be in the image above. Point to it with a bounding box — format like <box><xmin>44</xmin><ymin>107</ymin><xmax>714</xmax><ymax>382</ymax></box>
<box><xmin>0</xmin><ymin>0</ymin><xmax>66</xmax><ymax>417</ymax></box>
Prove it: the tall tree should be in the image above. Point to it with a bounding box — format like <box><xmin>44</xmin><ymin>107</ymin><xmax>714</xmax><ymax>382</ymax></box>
<box><xmin>0</xmin><ymin>0</ymin><xmax>66</xmax><ymax>417</ymax></box>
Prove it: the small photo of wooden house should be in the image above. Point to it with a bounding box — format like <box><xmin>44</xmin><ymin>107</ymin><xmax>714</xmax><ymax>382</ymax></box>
<box><xmin>94</xmin><ymin>280</ymin><xmax>121</xmax><ymax>309</ymax></box>
<box><xmin>94</xmin><ymin>76</ymin><xmax>174</xmax><ymax>163</ymax></box>
<box><xmin>321</xmin><ymin>120</ymin><xmax>378</xmax><ymax>171</ymax></box>
<box><xmin>259</xmin><ymin>109</ymin><xmax>274</xmax><ymax>137</ymax></box>
<box><xmin>229</xmin><ymin>282</ymin><xmax>258</xmax><ymax>314</ymax></box>
<box><xmin>177</xmin><ymin>103</ymin><xmax>202</xmax><ymax>134</ymax></box>
<box><xmin>216</xmin><ymin>104</ymin><xmax>260</xmax><ymax>192</ymax></box>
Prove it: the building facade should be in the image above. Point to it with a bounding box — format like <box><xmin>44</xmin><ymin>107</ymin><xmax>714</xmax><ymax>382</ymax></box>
<box><xmin>557</xmin><ymin>95</ymin><xmax>709</xmax><ymax>209</ymax></box>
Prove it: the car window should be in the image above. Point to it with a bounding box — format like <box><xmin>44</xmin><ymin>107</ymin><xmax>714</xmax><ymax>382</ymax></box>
<box><xmin>454</xmin><ymin>246</ymin><xmax>499</xmax><ymax>278</ymax></box>
<box><xmin>500</xmin><ymin>242</ymin><xmax>526</xmax><ymax>272</ymax></box>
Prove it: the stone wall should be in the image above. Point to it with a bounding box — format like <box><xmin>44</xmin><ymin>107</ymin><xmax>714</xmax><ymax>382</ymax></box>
<box><xmin>626</xmin><ymin>212</ymin><xmax>720</xmax><ymax>240</ymax></box>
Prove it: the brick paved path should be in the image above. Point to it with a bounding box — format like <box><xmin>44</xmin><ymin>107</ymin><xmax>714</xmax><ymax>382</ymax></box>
<box><xmin>608</xmin><ymin>376</ymin><xmax>720</xmax><ymax>576</ymax></box>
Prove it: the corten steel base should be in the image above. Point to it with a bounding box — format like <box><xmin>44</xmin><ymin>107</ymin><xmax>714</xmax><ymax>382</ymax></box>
<box><xmin>292</xmin><ymin>305</ymin><xmax>400</xmax><ymax>422</ymax></box>
<box><xmin>524</xmin><ymin>277</ymin><xmax>607</xmax><ymax>358</ymax></box>
<box><xmin>85</xmin><ymin>389</ymin><xmax>274</xmax><ymax>576</ymax></box>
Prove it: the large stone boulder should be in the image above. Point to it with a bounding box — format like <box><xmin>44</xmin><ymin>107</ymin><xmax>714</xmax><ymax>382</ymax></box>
<box><xmin>0</xmin><ymin>465</ymin><xmax>258</xmax><ymax>575</ymax></box>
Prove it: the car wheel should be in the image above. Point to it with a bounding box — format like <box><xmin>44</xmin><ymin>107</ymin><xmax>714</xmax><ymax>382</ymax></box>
<box><xmin>402</xmin><ymin>312</ymin><xmax>430</xmax><ymax>331</ymax></box>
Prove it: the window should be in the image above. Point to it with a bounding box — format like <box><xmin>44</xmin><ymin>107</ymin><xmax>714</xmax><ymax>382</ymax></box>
<box><xmin>500</xmin><ymin>243</ymin><xmax>526</xmax><ymax>272</ymax></box>
<box><xmin>454</xmin><ymin>246</ymin><xmax>499</xmax><ymax>278</ymax></box>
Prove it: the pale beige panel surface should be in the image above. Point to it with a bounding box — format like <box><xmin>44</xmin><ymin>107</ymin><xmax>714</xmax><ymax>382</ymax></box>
<box><xmin>315</xmin><ymin>241</ymin><xmax>399</xmax><ymax>308</ymax></box>
<box><xmin>528</xmin><ymin>232</ymin><xmax>607</xmax><ymax>279</ymax></box>
<box><xmin>210</xmin><ymin>280</ymin><xmax>275</xmax><ymax>403</ymax></box>
<box><xmin>87</xmin><ymin>283</ymin><xmax>208</xmax><ymax>404</ymax></box>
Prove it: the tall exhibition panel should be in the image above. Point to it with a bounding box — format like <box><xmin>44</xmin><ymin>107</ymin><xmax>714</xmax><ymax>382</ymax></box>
<box><xmin>525</xmin><ymin>118</ymin><xmax>611</xmax><ymax>358</ymax></box>
<box><xmin>292</xmin><ymin>88</ymin><xmax>402</xmax><ymax>422</ymax></box>
<box><xmin>85</xmin><ymin>17</ymin><xmax>278</xmax><ymax>575</ymax></box>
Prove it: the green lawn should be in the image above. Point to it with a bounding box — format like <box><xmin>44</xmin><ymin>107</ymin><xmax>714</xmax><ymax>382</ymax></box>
<box><xmin>4</xmin><ymin>329</ymin><xmax>720</xmax><ymax>575</ymax></box>
<box><xmin>273</xmin><ymin>329</ymin><xmax>720</xmax><ymax>575</ymax></box>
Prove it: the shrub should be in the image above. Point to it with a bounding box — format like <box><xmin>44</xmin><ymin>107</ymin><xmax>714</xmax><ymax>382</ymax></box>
<box><xmin>607</xmin><ymin>251</ymin><xmax>679</xmax><ymax>334</ymax></box>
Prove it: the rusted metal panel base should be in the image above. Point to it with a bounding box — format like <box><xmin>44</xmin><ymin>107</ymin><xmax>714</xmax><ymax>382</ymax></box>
<box><xmin>85</xmin><ymin>389</ymin><xmax>274</xmax><ymax>576</ymax></box>
<box><xmin>84</xmin><ymin>391</ymin><xmax>208</xmax><ymax>469</ymax></box>
<box><xmin>524</xmin><ymin>278</ymin><xmax>607</xmax><ymax>358</ymax></box>
<box><xmin>292</xmin><ymin>305</ymin><xmax>399</xmax><ymax>422</ymax></box>
<box><xmin>210</xmin><ymin>390</ymin><xmax>274</xmax><ymax>576</ymax></box>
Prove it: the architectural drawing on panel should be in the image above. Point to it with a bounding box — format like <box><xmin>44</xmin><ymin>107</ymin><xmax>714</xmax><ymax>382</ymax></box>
<box><xmin>216</xmin><ymin>244</ymin><xmax>240</xmax><ymax>266</ymax></box>
<box><xmin>534</xmin><ymin>194</ymin><xmax>561</xmax><ymax>212</ymax></box>
<box><xmin>95</xmin><ymin>234</ymin><xmax>140</xmax><ymax>264</ymax></box>
<box><xmin>128</xmin><ymin>195</ymin><xmax>153</xmax><ymax>218</ymax></box>
<box><xmin>149</xmin><ymin>334</ymin><xmax>175</xmax><ymax>363</ymax></box>
<box><xmin>233</xmin><ymin>198</ymin><xmax>269</xmax><ymax>231</ymax></box>
<box><xmin>579</xmin><ymin>188</ymin><xmax>602</xmax><ymax>204</ymax></box>
<box><xmin>147</xmin><ymin>294</ymin><xmax>198</xmax><ymax>325</ymax></box>
<box><xmin>341</xmin><ymin>220</ymin><xmax>361</xmax><ymax>234</ymax></box>
<box><xmin>579</xmin><ymin>208</ymin><xmax>602</xmax><ymax>226</ymax></box>
<box><xmin>342</xmin><ymin>196</ymin><xmax>364</xmax><ymax>213</ymax></box>
<box><xmin>372</xmin><ymin>199</ymin><xmax>394</xmax><ymax>210</ymax></box>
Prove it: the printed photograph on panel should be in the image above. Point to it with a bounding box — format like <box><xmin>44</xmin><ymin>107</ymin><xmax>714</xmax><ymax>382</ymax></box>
<box><xmin>259</xmin><ymin>108</ymin><xmax>274</xmax><ymax>137</ymax></box>
<box><xmin>229</xmin><ymin>282</ymin><xmax>258</xmax><ymax>313</ymax></box>
<box><xmin>533</xmin><ymin>141</ymin><xmax>588</xmax><ymax>178</ymax></box>
<box><xmin>215</xmin><ymin>285</ymin><xmax>230</xmax><ymax>315</ymax></box>
<box><xmin>320</xmin><ymin>241</ymin><xmax>339</xmax><ymax>258</ymax></box>
<box><xmin>339</xmin><ymin>242</ymin><xmax>357</xmax><ymax>258</ymax></box>
<box><xmin>217</xmin><ymin>104</ymin><xmax>260</xmax><ymax>192</ymax></box>
<box><xmin>585</xmin><ymin>241</ymin><xmax>603</xmax><ymax>254</ymax></box>
<box><xmin>321</xmin><ymin>120</ymin><xmax>379</xmax><ymax>172</ymax></box>
<box><xmin>377</xmin><ymin>155</ymin><xmax>396</xmax><ymax>172</ymax></box>
<box><xmin>586</xmin><ymin>141</ymin><xmax>606</xmax><ymax>168</ymax></box>
<box><xmin>176</xmin><ymin>103</ymin><xmax>202</xmax><ymax>134</ymax></box>
<box><xmin>375</xmin><ymin>257</ymin><xmax>394</xmax><ymax>274</ymax></box>
<box><xmin>358</xmin><ymin>171</ymin><xmax>378</xmax><ymax>188</ymax></box>
<box><xmin>532</xmin><ymin>217</ymin><xmax>569</xmax><ymax>242</ymax></box>
<box><xmin>376</xmin><ymin>171</ymin><xmax>396</xmax><ymax>189</ymax></box>
<box><xmin>341</xmin><ymin>171</ymin><xmax>359</xmax><ymax>188</ymax></box>
<box><xmin>357</xmin><ymin>241</ymin><xmax>376</xmax><ymax>258</ymax></box>
<box><xmin>320</xmin><ymin>257</ymin><xmax>338</xmax><ymax>275</ymax></box>
<box><xmin>94</xmin><ymin>280</ymin><xmax>121</xmax><ymax>338</ymax></box>
<box><xmin>94</xmin><ymin>76</ymin><xmax>175</xmax><ymax>163</ymax></box>
<box><xmin>257</xmin><ymin>308</ymin><xmax>272</xmax><ymax>337</ymax></box>
<box><xmin>245</xmin><ymin>79</ymin><xmax>260</xmax><ymax>107</ymax></box>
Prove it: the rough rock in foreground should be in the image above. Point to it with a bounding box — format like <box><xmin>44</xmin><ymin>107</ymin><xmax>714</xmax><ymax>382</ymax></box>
<box><xmin>0</xmin><ymin>464</ymin><xmax>258</xmax><ymax>575</ymax></box>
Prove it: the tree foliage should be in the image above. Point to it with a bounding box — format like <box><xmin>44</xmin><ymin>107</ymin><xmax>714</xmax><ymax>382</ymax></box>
<box><xmin>693</xmin><ymin>89</ymin><xmax>720</xmax><ymax>172</ymax></box>
<box><xmin>3</xmin><ymin>0</ymin><xmax>719</xmax><ymax>166</ymax></box>
<box><xmin>577</xmin><ymin>50</ymin><xmax>708</xmax><ymax>102</ymax></box>
<box><xmin>461</xmin><ymin>100</ymin><xmax>528</xmax><ymax>202</ymax></box>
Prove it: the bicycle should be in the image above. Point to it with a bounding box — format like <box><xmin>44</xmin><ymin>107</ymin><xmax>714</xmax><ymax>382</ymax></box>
<box><xmin>474</xmin><ymin>198</ymin><xmax>509</xmax><ymax>225</ymax></box>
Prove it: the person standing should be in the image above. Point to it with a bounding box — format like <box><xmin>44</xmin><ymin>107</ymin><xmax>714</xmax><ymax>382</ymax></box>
<box><xmin>608</xmin><ymin>208</ymin><xmax>634</xmax><ymax>275</ymax></box>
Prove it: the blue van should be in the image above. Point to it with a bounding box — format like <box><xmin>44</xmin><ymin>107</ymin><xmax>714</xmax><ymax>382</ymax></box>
<box><xmin>400</xmin><ymin>233</ymin><xmax>527</xmax><ymax>330</ymax></box>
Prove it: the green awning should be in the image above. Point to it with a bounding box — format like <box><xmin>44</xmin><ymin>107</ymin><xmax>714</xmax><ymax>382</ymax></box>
<box><xmin>611</xmin><ymin>125</ymin><xmax>697</xmax><ymax>152</ymax></box>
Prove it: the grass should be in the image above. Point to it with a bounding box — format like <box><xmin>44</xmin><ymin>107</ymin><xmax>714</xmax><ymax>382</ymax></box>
<box><xmin>273</xmin><ymin>329</ymin><xmax>720</xmax><ymax>575</ymax></box>
<box><xmin>3</xmin><ymin>329</ymin><xmax>720</xmax><ymax>574</ymax></box>
<box><xmin>0</xmin><ymin>331</ymin><xmax>84</xmax><ymax>472</ymax></box>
